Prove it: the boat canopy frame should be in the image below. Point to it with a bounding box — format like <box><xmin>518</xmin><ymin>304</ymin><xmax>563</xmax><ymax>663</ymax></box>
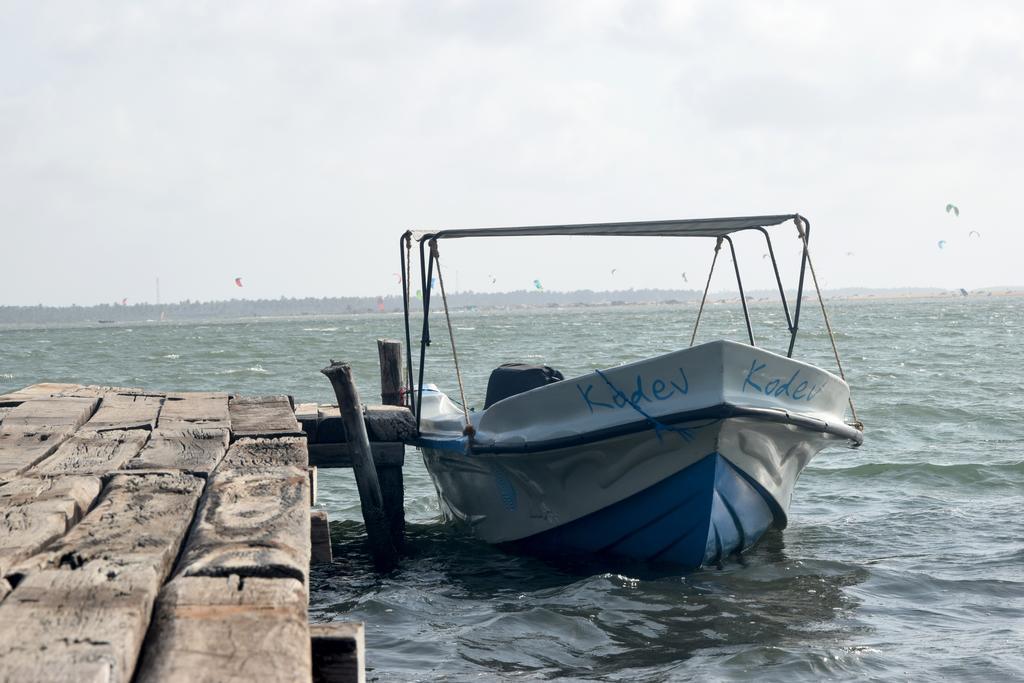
<box><xmin>399</xmin><ymin>214</ymin><xmax>815</xmax><ymax>430</ymax></box>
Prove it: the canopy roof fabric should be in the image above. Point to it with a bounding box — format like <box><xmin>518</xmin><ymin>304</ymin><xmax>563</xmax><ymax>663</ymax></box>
<box><xmin>410</xmin><ymin>214</ymin><xmax>801</xmax><ymax>242</ymax></box>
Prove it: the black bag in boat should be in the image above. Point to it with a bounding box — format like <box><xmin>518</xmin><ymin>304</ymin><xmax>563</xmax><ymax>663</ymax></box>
<box><xmin>484</xmin><ymin>363</ymin><xmax>564</xmax><ymax>409</ymax></box>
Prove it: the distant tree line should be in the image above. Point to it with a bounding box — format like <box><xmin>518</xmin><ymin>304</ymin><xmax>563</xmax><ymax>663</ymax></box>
<box><xmin>0</xmin><ymin>287</ymin><xmax>952</xmax><ymax>325</ymax></box>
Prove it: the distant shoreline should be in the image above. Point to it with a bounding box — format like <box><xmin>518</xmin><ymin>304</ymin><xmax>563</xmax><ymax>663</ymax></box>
<box><xmin>1</xmin><ymin>287</ymin><xmax>1021</xmax><ymax>326</ymax></box>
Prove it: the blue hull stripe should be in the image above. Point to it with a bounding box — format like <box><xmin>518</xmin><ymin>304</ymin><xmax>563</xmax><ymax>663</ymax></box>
<box><xmin>506</xmin><ymin>452</ymin><xmax>779</xmax><ymax>569</ymax></box>
<box><xmin>597</xmin><ymin>490</ymin><xmax>703</xmax><ymax>554</ymax></box>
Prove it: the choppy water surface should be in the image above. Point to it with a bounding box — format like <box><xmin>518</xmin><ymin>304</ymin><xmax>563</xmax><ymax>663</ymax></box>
<box><xmin>1</xmin><ymin>298</ymin><xmax>1022</xmax><ymax>680</ymax></box>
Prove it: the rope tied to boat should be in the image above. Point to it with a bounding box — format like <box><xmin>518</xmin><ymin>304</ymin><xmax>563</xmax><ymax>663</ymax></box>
<box><xmin>691</xmin><ymin>237</ymin><xmax>723</xmax><ymax>347</ymax></box>
<box><xmin>429</xmin><ymin>239</ymin><xmax>476</xmax><ymax>438</ymax></box>
<box><xmin>795</xmin><ymin>218</ymin><xmax>863</xmax><ymax>433</ymax></box>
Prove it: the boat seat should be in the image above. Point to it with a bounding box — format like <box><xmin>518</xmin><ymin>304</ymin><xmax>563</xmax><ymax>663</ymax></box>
<box><xmin>484</xmin><ymin>363</ymin><xmax>564</xmax><ymax>409</ymax></box>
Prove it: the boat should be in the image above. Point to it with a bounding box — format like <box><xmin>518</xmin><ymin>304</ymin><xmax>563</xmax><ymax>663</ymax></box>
<box><xmin>399</xmin><ymin>215</ymin><xmax>864</xmax><ymax>569</ymax></box>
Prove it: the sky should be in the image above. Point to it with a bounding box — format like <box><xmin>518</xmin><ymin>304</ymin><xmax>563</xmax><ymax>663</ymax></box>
<box><xmin>2</xmin><ymin>1</ymin><xmax>1022</xmax><ymax>306</ymax></box>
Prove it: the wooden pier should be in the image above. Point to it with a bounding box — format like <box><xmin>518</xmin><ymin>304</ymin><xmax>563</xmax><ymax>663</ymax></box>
<box><xmin>0</xmin><ymin>348</ymin><xmax>414</xmax><ymax>683</ymax></box>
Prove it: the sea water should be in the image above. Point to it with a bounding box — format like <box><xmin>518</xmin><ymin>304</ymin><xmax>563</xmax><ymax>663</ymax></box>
<box><xmin>1</xmin><ymin>297</ymin><xmax>1021</xmax><ymax>681</ymax></box>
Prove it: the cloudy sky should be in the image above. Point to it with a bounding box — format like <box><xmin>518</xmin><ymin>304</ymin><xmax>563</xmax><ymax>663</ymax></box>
<box><xmin>2</xmin><ymin>1</ymin><xmax>1021</xmax><ymax>305</ymax></box>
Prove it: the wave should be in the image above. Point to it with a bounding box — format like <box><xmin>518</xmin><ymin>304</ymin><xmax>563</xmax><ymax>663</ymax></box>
<box><xmin>214</xmin><ymin>364</ymin><xmax>270</xmax><ymax>375</ymax></box>
<box><xmin>808</xmin><ymin>461</ymin><xmax>1024</xmax><ymax>486</ymax></box>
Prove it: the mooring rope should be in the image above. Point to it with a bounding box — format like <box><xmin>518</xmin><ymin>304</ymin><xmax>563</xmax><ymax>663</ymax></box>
<box><xmin>429</xmin><ymin>240</ymin><xmax>475</xmax><ymax>437</ymax></box>
<box><xmin>795</xmin><ymin>219</ymin><xmax>863</xmax><ymax>431</ymax></box>
<box><xmin>691</xmin><ymin>237</ymin><xmax>723</xmax><ymax>347</ymax></box>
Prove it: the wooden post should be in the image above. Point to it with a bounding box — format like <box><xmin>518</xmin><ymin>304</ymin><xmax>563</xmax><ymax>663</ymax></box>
<box><xmin>377</xmin><ymin>465</ymin><xmax>405</xmax><ymax>551</ymax></box>
<box><xmin>320</xmin><ymin>362</ymin><xmax>398</xmax><ymax>571</ymax></box>
<box><xmin>374</xmin><ymin>339</ymin><xmax>410</xmax><ymax>551</ymax></box>
<box><xmin>311</xmin><ymin>621</ymin><xmax>364</xmax><ymax>683</ymax></box>
<box><xmin>377</xmin><ymin>339</ymin><xmax>404</xmax><ymax>407</ymax></box>
<box><xmin>308</xmin><ymin>465</ymin><xmax>318</xmax><ymax>506</ymax></box>
<box><xmin>310</xmin><ymin>510</ymin><xmax>332</xmax><ymax>564</ymax></box>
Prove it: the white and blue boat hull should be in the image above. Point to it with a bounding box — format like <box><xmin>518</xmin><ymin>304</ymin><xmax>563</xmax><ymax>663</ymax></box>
<box><xmin>416</xmin><ymin>340</ymin><xmax>862</xmax><ymax>569</ymax></box>
<box><xmin>511</xmin><ymin>452</ymin><xmax>776</xmax><ymax>567</ymax></box>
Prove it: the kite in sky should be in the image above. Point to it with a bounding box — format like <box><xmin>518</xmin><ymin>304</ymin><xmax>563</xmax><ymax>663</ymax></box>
<box><xmin>937</xmin><ymin>240</ymin><xmax>947</xmax><ymax>250</ymax></box>
<box><xmin>946</xmin><ymin>203</ymin><xmax>960</xmax><ymax>217</ymax></box>
<box><xmin>234</xmin><ymin>277</ymin><xmax>244</xmax><ymax>287</ymax></box>
<box><xmin>533</xmin><ymin>279</ymin><xmax>543</xmax><ymax>290</ymax></box>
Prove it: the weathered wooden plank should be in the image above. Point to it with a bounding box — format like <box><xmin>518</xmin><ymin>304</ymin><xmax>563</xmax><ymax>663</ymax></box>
<box><xmin>0</xmin><ymin>384</ymin><xmax>145</xmax><ymax>406</ymax></box>
<box><xmin>135</xmin><ymin>575</ymin><xmax>311</xmax><ymax>683</ymax></box>
<box><xmin>0</xmin><ymin>382</ymin><xmax>85</xmax><ymax>406</ymax></box>
<box><xmin>0</xmin><ymin>396</ymin><xmax>99</xmax><ymax>430</ymax></box>
<box><xmin>228</xmin><ymin>395</ymin><xmax>303</xmax><ymax>440</ymax></box>
<box><xmin>167</xmin><ymin>391</ymin><xmax>230</xmax><ymax>400</ymax></box>
<box><xmin>311</xmin><ymin>510</ymin><xmax>332</xmax><ymax>564</ymax></box>
<box><xmin>30</xmin><ymin>429</ymin><xmax>150</xmax><ymax>476</ymax></box>
<box><xmin>0</xmin><ymin>562</ymin><xmax>161</xmax><ymax>683</ymax></box>
<box><xmin>315</xmin><ymin>405</ymin><xmax>415</xmax><ymax>443</ymax></box>
<box><xmin>307</xmin><ymin>441</ymin><xmax>405</xmax><ymax>468</ymax></box>
<box><xmin>0</xmin><ymin>474</ymin><xmax>101</xmax><ymax>509</ymax></box>
<box><xmin>84</xmin><ymin>393</ymin><xmax>164</xmax><ymax>432</ymax></box>
<box><xmin>311</xmin><ymin>622</ymin><xmax>365</xmax><ymax>683</ymax></box>
<box><xmin>17</xmin><ymin>472</ymin><xmax>204</xmax><ymax>579</ymax></box>
<box><xmin>219</xmin><ymin>435</ymin><xmax>308</xmax><ymax>470</ymax></box>
<box><xmin>125</xmin><ymin>427</ymin><xmax>229</xmax><ymax>476</ymax></box>
<box><xmin>0</xmin><ymin>396</ymin><xmax>102</xmax><ymax>479</ymax></box>
<box><xmin>176</xmin><ymin>438</ymin><xmax>310</xmax><ymax>583</ymax></box>
<box><xmin>0</xmin><ymin>427</ymin><xmax>78</xmax><ymax>480</ymax></box>
<box><xmin>158</xmin><ymin>392</ymin><xmax>230</xmax><ymax>429</ymax></box>
<box><xmin>0</xmin><ymin>476</ymin><xmax>103</xmax><ymax>578</ymax></box>
<box><xmin>65</xmin><ymin>384</ymin><xmax>148</xmax><ymax>398</ymax></box>
<box><xmin>363</xmin><ymin>404</ymin><xmax>416</xmax><ymax>442</ymax></box>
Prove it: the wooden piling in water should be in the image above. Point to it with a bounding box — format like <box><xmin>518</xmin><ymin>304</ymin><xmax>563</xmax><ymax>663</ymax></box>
<box><xmin>320</xmin><ymin>362</ymin><xmax>399</xmax><ymax>571</ymax></box>
<box><xmin>310</xmin><ymin>510</ymin><xmax>333</xmax><ymax>565</ymax></box>
<box><xmin>377</xmin><ymin>338</ymin><xmax>404</xmax><ymax>407</ymax></box>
